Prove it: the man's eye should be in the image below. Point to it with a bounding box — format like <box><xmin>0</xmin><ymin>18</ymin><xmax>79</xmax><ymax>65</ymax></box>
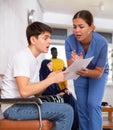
<box><xmin>80</xmin><ymin>26</ymin><xmax>84</xmax><ymax>29</ymax></box>
<box><xmin>73</xmin><ymin>26</ymin><xmax>76</xmax><ymax>29</ymax></box>
<box><xmin>43</xmin><ymin>37</ymin><xmax>48</xmax><ymax>40</ymax></box>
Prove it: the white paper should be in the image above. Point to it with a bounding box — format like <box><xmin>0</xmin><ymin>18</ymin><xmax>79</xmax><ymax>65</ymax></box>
<box><xmin>65</xmin><ymin>57</ymin><xmax>94</xmax><ymax>80</ymax></box>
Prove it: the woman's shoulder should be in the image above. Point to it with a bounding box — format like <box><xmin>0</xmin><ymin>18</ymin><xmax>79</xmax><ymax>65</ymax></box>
<box><xmin>93</xmin><ymin>32</ymin><xmax>108</xmax><ymax>44</ymax></box>
<box><xmin>66</xmin><ymin>34</ymin><xmax>75</xmax><ymax>39</ymax></box>
<box><xmin>66</xmin><ymin>34</ymin><xmax>77</xmax><ymax>43</ymax></box>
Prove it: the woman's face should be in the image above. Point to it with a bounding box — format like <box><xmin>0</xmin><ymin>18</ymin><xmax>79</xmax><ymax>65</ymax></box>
<box><xmin>47</xmin><ymin>61</ymin><xmax>53</xmax><ymax>71</ymax></box>
<box><xmin>73</xmin><ymin>18</ymin><xmax>94</xmax><ymax>42</ymax></box>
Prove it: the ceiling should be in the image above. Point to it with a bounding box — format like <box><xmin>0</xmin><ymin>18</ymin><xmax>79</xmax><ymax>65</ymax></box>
<box><xmin>38</xmin><ymin>0</ymin><xmax>113</xmax><ymax>20</ymax></box>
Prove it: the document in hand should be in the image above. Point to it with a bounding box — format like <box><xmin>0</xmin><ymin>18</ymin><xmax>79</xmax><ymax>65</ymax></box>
<box><xmin>65</xmin><ymin>57</ymin><xmax>94</xmax><ymax>80</ymax></box>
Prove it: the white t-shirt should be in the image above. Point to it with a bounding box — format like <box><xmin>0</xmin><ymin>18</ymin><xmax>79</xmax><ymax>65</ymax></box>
<box><xmin>1</xmin><ymin>47</ymin><xmax>40</xmax><ymax>112</ymax></box>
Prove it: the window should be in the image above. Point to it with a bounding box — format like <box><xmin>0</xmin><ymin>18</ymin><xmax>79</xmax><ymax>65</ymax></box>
<box><xmin>97</xmin><ymin>31</ymin><xmax>113</xmax><ymax>84</ymax></box>
<box><xmin>97</xmin><ymin>32</ymin><xmax>112</xmax><ymax>43</ymax></box>
<box><xmin>51</xmin><ymin>28</ymin><xmax>67</xmax><ymax>40</ymax></box>
<box><xmin>108</xmin><ymin>45</ymin><xmax>113</xmax><ymax>84</ymax></box>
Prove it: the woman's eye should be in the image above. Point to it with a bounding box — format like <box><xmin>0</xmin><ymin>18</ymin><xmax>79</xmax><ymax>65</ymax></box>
<box><xmin>80</xmin><ymin>26</ymin><xmax>84</xmax><ymax>29</ymax></box>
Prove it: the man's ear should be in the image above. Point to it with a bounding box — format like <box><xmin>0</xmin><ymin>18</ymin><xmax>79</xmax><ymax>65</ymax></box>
<box><xmin>30</xmin><ymin>36</ymin><xmax>36</xmax><ymax>45</ymax></box>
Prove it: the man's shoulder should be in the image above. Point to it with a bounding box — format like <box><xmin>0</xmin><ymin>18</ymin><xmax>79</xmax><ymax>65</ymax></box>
<box><xmin>51</xmin><ymin>58</ymin><xmax>64</xmax><ymax>62</ymax></box>
<box><xmin>12</xmin><ymin>47</ymin><xmax>31</xmax><ymax>62</ymax></box>
<box><xmin>56</xmin><ymin>58</ymin><xmax>65</xmax><ymax>65</ymax></box>
<box><xmin>15</xmin><ymin>47</ymin><xmax>29</xmax><ymax>57</ymax></box>
<box><xmin>57</xmin><ymin>58</ymin><xmax>64</xmax><ymax>62</ymax></box>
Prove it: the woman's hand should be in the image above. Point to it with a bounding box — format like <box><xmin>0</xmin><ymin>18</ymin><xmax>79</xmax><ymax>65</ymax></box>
<box><xmin>76</xmin><ymin>68</ymin><xmax>89</xmax><ymax>77</ymax></box>
<box><xmin>64</xmin><ymin>89</ymin><xmax>72</xmax><ymax>95</ymax></box>
<box><xmin>76</xmin><ymin>66</ymin><xmax>105</xmax><ymax>78</ymax></box>
<box><xmin>58</xmin><ymin>89</ymin><xmax>72</xmax><ymax>96</ymax></box>
<box><xmin>67</xmin><ymin>51</ymin><xmax>83</xmax><ymax>66</ymax></box>
<box><xmin>58</xmin><ymin>92</ymin><xmax>65</xmax><ymax>96</ymax></box>
<box><xmin>71</xmin><ymin>51</ymin><xmax>83</xmax><ymax>61</ymax></box>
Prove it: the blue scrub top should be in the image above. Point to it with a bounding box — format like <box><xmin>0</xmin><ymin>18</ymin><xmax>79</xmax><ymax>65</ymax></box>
<box><xmin>65</xmin><ymin>32</ymin><xmax>109</xmax><ymax>74</ymax></box>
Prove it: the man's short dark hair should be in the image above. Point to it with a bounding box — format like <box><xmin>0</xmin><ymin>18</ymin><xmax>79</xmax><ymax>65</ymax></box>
<box><xmin>26</xmin><ymin>21</ymin><xmax>52</xmax><ymax>45</ymax></box>
<box><xmin>51</xmin><ymin>47</ymin><xmax>57</xmax><ymax>52</ymax></box>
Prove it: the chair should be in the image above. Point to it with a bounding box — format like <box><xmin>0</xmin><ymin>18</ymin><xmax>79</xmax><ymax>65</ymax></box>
<box><xmin>102</xmin><ymin>106</ymin><xmax>113</xmax><ymax>129</ymax></box>
<box><xmin>0</xmin><ymin>97</ymin><xmax>54</xmax><ymax>130</ymax></box>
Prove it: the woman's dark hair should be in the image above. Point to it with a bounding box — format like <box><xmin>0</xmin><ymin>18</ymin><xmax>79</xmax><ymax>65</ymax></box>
<box><xmin>39</xmin><ymin>59</ymin><xmax>52</xmax><ymax>80</ymax></box>
<box><xmin>73</xmin><ymin>10</ymin><xmax>93</xmax><ymax>26</ymax></box>
<box><xmin>26</xmin><ymin>21</ymin><xmax>52</xmax><ymax>45</ymax></box>
<box><xmin>39</xmin><ymin>59</ymin><xmax>61</xmax><ymax>95</ymax></box>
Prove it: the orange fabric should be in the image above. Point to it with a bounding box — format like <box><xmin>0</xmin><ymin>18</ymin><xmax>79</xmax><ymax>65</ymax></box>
<box><xmin>0</xmin><ymin>119</ymin><xmax>54</xmax><ymax>130</ymax></box>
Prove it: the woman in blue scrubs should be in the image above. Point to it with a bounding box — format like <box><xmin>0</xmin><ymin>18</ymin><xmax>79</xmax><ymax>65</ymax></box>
<box><xmin>65</xmin><ymin>10</ymin><xmax>109</xmax><ymax>130</ymax></box>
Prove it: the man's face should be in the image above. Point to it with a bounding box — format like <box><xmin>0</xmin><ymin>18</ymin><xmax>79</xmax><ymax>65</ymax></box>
<box><xmin>51</xmin><ymin>49</ymin><xmax>57</xmax><ymax>58</ymax></box>
<box><xmin>31</xmin><ymin>31</ymin><xmax>52</xmax><ymax>54</ymax></box>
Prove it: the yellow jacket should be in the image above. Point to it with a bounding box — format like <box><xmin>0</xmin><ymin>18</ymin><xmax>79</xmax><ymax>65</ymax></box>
<box><xmin>51</xmin><ymin>58</ymin><xmax>68</xmax><ymax>90</ymax></box>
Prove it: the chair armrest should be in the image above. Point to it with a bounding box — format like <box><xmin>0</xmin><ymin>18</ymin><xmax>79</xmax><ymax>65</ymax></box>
<box><xmin>0</xmin><ymin>97</ymin><xmax>42</xmax><ymax>105</ymax></box>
